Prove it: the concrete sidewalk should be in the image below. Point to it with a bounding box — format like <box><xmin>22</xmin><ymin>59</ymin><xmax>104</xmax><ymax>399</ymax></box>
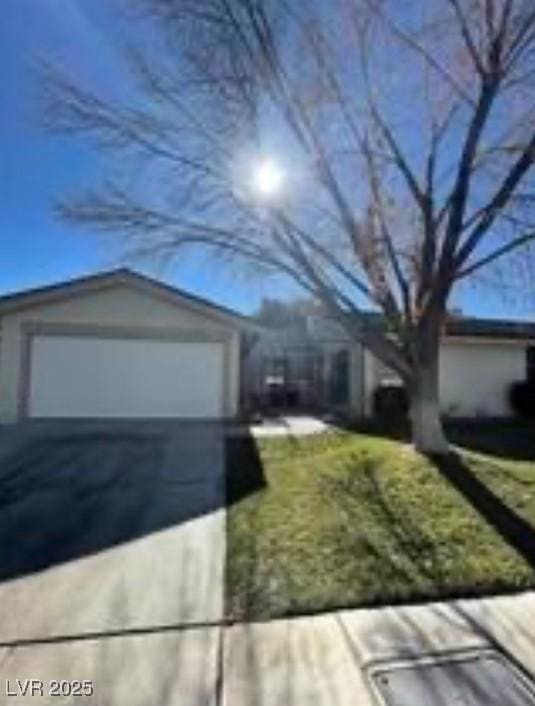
<box><xmin>228</xmin><ymin>415</ymin><xmax>333</xmax><ymax>438</ymax></box>
<box><xmin>224</xmin><ymin>591</ymin><xmax>535</xmax><ymax>705</ymax></box>
<box><xmin>2</xmin><ymin>591</ymin><xmax>535</xmax><ymax>704</ymax></box>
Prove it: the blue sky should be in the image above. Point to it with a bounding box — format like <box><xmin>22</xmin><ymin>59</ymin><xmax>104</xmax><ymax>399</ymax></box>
<box><xmin>1</xmin><ymin>0</ymin><xmax>289</xmax><ymax>313</ymax></box>
<box><xmin>0</xmin><ymin>0</ymin><xmax>532</xmax><ymax>319</ymax></box>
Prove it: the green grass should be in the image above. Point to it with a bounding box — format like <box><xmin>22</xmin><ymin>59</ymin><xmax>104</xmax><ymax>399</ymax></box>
<box><xmin>225</xmin><ymin>425</ymin><xmax>535</xmax><ymax>621</ymax></box>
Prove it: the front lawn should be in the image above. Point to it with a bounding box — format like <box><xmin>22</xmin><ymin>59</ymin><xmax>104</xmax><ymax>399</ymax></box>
<box><xmin>225</xmin><ymin>426</ymin><xmax>535</xmax><ymax>621</ymax></box>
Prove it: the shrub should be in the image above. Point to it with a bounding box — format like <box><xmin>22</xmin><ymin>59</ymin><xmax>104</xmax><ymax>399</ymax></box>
<box><xmin>509</xmin><ymin>380</ymin><xmax>535</xmax><ymax>418</ymax></box>
<box><xmin>373</xmin><ymin>383</ymin><xmax>409</xmax><ymax>419</ymax></box>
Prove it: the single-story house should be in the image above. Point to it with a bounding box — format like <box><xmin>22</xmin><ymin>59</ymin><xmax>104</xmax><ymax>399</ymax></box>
<box><xmin>242</xmin><ymin>306</ymin><xmax>535</xmax><ymax>419</ymax></box>
<box><xmin>0</xmin><ymin>269</ymin><xmax>245</xmax><ymax>422</ymax></box>
<box><xmin>0</xmin><ymin>268</ymin><xmax>533</xmax><ymax>422</ymax></box>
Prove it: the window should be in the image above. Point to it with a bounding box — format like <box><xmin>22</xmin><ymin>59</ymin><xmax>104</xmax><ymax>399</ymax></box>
<box><xmin>330</xmin><ymin>349</ymin><xmax>349</xmax><ymax>405</ymax></box>
<box><xmin>527</xmin><ymin>346</ymin><xmax>535</xmax><ymax>382</ymax></box>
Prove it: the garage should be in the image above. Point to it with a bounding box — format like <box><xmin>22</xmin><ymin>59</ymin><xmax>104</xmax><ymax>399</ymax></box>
<box><xmin>0</xmin><ymin>269</ymin><xmax>245</xmax><ymax>422</ymax></box>
<box><xmin>28</xmin><ymin>335</ymin><xmax>225</xmax><ymax>419</ymax></box>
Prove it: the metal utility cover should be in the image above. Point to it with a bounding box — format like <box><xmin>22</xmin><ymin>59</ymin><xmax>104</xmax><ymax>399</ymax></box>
<box><xmin>369</xmin><ymin>649</ymin><xmax>535</xmax><ymax>706</ymax></box>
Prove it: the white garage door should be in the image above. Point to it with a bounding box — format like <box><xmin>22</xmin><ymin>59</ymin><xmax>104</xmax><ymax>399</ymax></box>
<box><xmin>28</xmin><ymin>335</ymin><xmax>225</xmax><ymax>418</ymax></box>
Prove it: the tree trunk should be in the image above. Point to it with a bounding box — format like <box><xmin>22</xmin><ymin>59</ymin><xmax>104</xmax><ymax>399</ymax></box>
<box><xmin>408</xmin><ymin>342</ymin><xmax>450</xmax><ymax>456</ymax></box>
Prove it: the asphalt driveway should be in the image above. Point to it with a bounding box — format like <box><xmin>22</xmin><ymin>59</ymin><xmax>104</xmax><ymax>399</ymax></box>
<box><xmin>0</xmin><ymin>421</ymin><xmax>226</xmax><ymax>643</ymax></box>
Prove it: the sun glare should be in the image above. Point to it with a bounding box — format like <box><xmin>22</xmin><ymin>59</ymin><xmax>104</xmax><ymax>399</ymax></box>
<box><xmin>252</xmin><ymin>158</ymin><xmax>285</xmax><ymax>199</ymax></box>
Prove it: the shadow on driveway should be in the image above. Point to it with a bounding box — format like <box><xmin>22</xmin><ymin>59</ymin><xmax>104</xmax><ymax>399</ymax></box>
<box><xmin>0</xmin><ymin>424</ymin><xmax>264</xmax><ymax>583</ymax></box>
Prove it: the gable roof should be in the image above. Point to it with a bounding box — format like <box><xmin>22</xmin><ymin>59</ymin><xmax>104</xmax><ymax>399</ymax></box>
<box><xmin>0</xmin><ymin>268</ymin><xmax>251</xmax><ymax>328</ymax></box>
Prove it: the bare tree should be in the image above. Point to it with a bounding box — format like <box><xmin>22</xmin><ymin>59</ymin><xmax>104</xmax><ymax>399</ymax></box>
<box><xmin>43</xmin><ymin>0</ymin><xmax>535</xmax><ymax>453</ymax></box>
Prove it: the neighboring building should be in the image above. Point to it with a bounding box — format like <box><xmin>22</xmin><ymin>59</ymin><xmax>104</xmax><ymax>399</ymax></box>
<box><xmin>0</xmin><ymin>268</ymin><xmax>532</xmax><ymax>422</ymax></box>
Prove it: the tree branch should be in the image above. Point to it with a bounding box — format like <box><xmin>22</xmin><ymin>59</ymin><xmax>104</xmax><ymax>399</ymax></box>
<box><xmin>447</xmin><ymin>0</ymin><xmax>486</xmax><ymax>76</ymax></box>
<box><xmin>438</xmin><ymin>76</ymin><xmax>502</xmax><ymax>277</ymax></box>
<box><xmin>455</xmin><ymin>131</ymin><xmax>535</xmax><ymax>266</ymax></box>
<box><xmin>456</xmin><ymin>230</ymin><xmax>535</xmax><ymax>280</ymax></box>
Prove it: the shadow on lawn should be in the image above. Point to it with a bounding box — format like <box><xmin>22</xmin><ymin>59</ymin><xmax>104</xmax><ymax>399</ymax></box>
<box><xmin>445</xmin><ymin>420</ymin><xmax>535</xmax><ymax>462</ymax></box>
<box><xmin>341</xmin><ymin>419</ymin><xmax>535</xmax><ymax>573</ymax></box>
<box><xmin>430</xmin><ymin>452</ymin><xmax>535</xmax><ymax>570</ymax></box>
<box><xmin>225</xmin><ymin>433</ymin><xmax>266</xmax><ymax>505</ymax></box>
<box><xmin>339</xmin><ymin>417</ymin><xmax>535</xmax><ymax>462</ymax></box>
<box><xmin>320</xmin><ymin>456</ymin><xmax>451</xmax><ymax>593</ymax></box>
<box><xmin>322</xmin><ymin>449</ymin><xmax>535</xmax><ymax>602</ymax></box>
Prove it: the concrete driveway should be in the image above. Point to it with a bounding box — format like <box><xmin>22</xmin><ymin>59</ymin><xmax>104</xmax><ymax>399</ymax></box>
<box><xmin>2</xmin><ymin>425</ymin><xmax>535</xmax><ymax>705</ymax></box>
<box><xmin>0</xmin><ymin>421</ymin><xmax>225</xmax><ymax>705</ymax></box>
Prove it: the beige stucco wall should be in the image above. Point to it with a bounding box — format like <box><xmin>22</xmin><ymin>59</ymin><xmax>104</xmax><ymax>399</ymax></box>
<box><xmin>0</xmin><ymin>283</ymin><xmax>241</xmax><ymax>422</ymax></box>
<box><xmin>363</xmin><ymin>349</ymin><xmax>379</xmax><ymax>417</ymax></box>
<box><xmin>365</xmin><ymin>338</ymin><xmax>527</xmax><ymax>417</ymax></box>
<box><xmin>440</xmin><ymin>339</ymin><xmax>526</xmax><ymax>417</ymax></box>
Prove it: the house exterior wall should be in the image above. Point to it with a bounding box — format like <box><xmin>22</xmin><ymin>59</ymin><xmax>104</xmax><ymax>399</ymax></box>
<box><xmin>439</xmin><ymin>339</ymin><xmax>526</xmax><ymax>417</ymax></box>
<box><xmin>349</xmin><ymin>345</ymin><xmax>365</xmax><ymax>416</ymax></box>
<box><xmin>366</xmin><ymin>337</ymin><xmax>528</xmax><ymax>417</ymax></box>
<box><xmin>362</xmin><ymin>348</ymin><xmax>378</xmax><ymax>417</ymax></box>
<box><xmin>242</xmin><ymin>331</ymin><xmax>365</xmax><ymax>415</ymax></box>
<box><xmin>0</xmin><ymin>283</ymin><xmax>241</xmax><ymax>422</ymax></box>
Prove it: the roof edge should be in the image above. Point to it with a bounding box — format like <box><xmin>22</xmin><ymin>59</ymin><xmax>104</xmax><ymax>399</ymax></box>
<box><xmin>0</xmin><ymin>268</ymin><xmax>252</xmax><ymax>328</ymax></box>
